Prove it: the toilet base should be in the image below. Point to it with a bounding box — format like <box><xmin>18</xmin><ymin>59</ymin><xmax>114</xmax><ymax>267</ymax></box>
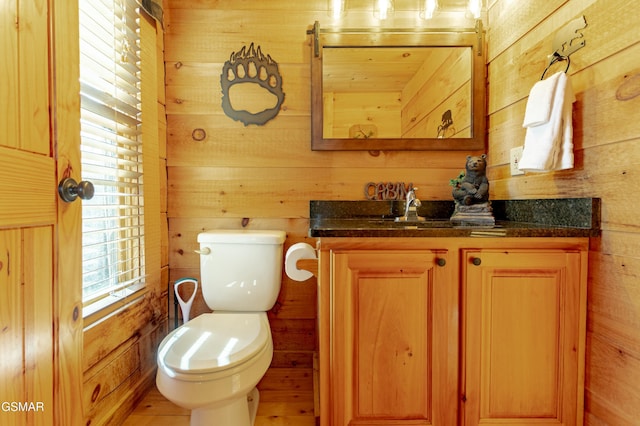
<box><xmin>247</xmin><ymin>388</ymin><xmax>260</xmax><ymax>423</ymax></box>
<box><xmin>190</xmin><ymin>388</ymin><xmax>259</xmax><ymax>426</ymax></box>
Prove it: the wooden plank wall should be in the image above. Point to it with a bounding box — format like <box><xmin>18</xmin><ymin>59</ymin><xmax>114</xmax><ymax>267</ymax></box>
<box><xmin>485</xmin><ymin>0</ymin><xmax>640</xmax><ymax>423</ymax></box>
<box><xmin>164</xmin><ymin>0</ymin><xmax>640</xmax><ymax>424</ymax></box>
<box><xmin>164</xmin><ymin>0</ymin><xmax>478</xmax><ymax>389</ymax></box>
<box><xmin>80</xmin><ymin>12</ymin><xmax>169</xmax><ymax>425</ymax></box>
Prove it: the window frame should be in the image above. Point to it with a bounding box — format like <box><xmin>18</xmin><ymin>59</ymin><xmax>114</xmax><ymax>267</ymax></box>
<box><xmin>79</xmin><ymin>0</ymin><xmax>148</xmax><ymax>324</ymax></box>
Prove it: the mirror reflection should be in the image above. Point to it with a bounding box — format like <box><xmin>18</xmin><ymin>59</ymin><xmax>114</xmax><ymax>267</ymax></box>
<box><xmin>310</xmin><ymin>26</ymin><xmax>486</xmax><ymax>151</ymax></box>
<box><xmin>322</xmin><ymin>46</ymin><xmax>472</xmax><ymax>139</ymax></box>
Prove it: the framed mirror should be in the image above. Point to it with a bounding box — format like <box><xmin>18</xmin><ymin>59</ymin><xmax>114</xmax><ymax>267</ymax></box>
<box><xmin>310</xmin><ymin>22</ymin><xmax>486</xmax><ymax>151</ymax></box>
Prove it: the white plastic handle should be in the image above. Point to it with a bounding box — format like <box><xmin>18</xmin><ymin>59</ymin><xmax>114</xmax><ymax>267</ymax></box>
<box><xmin>174</xmin><ymin>278</ymin><xmax>198</xmax><ymax>323</ymax></box>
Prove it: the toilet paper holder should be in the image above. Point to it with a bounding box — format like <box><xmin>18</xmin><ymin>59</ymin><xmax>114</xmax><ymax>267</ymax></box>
<box><xmin>285</xmin><ymin>242</ymin><xmax>319</xmax><ymax>281</ymax></box>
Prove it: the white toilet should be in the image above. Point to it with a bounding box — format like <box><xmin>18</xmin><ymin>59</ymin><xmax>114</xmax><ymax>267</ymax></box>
<box><xmin>156</xmin><ymin>229</ymin><xmax>286</xmax><ymax>426</ymax></box>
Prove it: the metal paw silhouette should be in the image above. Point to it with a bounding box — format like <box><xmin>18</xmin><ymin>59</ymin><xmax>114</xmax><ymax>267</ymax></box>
<box><xmin>220</xmin><ymin>43</ymin><xmax>285</xmax><ymax>126</ymax></box>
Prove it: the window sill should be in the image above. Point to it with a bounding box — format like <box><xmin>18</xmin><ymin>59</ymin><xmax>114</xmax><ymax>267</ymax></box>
<box><xmin>83</xmin><ymin>283</ymin><xmax>148</xmax><ymax>328</ymax></box>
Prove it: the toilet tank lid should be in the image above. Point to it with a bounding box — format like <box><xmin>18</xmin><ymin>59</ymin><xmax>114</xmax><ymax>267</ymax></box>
<box><xmin>198</xmin><ymin>229</ymin><xmax>286</xmax><ymax>244</ymax></box>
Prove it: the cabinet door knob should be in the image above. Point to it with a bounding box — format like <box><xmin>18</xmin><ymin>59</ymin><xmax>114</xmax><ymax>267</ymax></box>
<box><xmin>472</xmin><ymin>257</ymin><xmax>482</xmax><ymax>266</ymax></box>
<box><xmin>436</xmin><ymin>258</ymin><xmax>446</xmax><ymax>267</ymax></box>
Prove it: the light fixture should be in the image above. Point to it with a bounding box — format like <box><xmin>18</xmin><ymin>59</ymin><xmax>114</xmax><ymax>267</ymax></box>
<box><xmin>468</xmin><ymin>0</ymin><xmax>482</xmax><ymax>19</ymax></box>
<box><xmin>373</xmin><ymin>0</ymin><xmax>394</xmax><ymax>20</ymax></box>
<box><xmin>328</xmin><ymin>0</ymin><xmax>346</xmax><ymax>20</ymax></box>
<box><xmin>420</xmin><ymin>0</ymin><xmax>438</xmax><ymax>20</ymax></box>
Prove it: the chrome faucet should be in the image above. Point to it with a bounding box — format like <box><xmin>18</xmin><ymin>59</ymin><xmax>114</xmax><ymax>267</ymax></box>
<box><xmin>395</xmin><ymin>187</ymin><xmax>425</xmax><ymax>222</ymax></box>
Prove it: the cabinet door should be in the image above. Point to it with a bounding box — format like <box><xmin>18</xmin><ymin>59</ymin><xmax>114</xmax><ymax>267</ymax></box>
<box><xmin>462</xmin><ymin>250</ymin><xmax>586</xmax><ymax>426</ymax></box>
<box><xmin>331</xmin><ymin>250</ymin><xmax>456</xmax><ymax>425</ymax></box>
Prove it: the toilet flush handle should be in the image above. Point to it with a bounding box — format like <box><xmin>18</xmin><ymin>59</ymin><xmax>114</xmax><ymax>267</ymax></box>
<box><xmin>174</xmin><ymin>278</ymin><xmax>198</xmax><ymax>323</ymax></box>
<box><xmin>194</xmin><ymin>247</ymin><xmax>211</xmax><ymax>255</ymax></box>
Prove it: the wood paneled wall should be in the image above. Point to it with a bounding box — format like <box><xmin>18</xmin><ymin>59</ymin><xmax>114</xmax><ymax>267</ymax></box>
<box><xmin>164</xmin><ymin>0</ymin><xmax>639</xmax><ymax>424</ymax></box>
<box><xmin>485</xmin><ymin>0</ymin><xmax>640</xmax><ymax>423</ymax></box>
<box><xmin>164</xmin><ymin>0</ymin><xmax>478</xmax><ymax>372</ymax></box>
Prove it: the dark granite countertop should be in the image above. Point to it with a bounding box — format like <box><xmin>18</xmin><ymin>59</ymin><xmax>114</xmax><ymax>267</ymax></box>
<box><xmin>309</xmin><ymin>199</ymin><xmax>600</xmax><ymax>238</ymax></box>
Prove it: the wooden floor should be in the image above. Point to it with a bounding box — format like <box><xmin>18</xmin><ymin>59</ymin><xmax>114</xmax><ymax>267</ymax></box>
<box><xmin>122</xmin><ymin>367</ymin><xmax>317</xmax><ymax>426</ymax></box>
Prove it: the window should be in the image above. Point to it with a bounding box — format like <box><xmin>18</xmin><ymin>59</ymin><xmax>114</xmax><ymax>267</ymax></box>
<box><xmin>79</xmin><ymin>0</ymin><xmax>145</xmax><ymax>318</ymax></box>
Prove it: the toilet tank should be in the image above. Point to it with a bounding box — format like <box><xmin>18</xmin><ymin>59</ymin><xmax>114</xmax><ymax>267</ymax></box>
<box><xmin>197</xmin><ymin>230</ymin><xmax>286</xmax><ymax>311</ymax></box>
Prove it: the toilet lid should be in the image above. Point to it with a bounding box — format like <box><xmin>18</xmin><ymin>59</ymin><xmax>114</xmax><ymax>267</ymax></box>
<box><xmin>159</xmin><ymin>312</ymin><xmax>269</xmax><ymax>374</ymax></box>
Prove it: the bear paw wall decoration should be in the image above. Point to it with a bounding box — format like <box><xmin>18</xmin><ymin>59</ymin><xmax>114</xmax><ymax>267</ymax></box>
<box><xmin>220</xmin><ymin>43</ymin><xmax>285</xmax><ymax>126</ymax></box>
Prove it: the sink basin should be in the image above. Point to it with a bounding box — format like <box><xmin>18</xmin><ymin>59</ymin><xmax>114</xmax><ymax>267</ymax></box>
<box><xmin>366</xmin><ymin>218</ymin><xmax>454</xmax><ymax>229</ymax></box>
<box><xmin>310</xmin><ymin>217</ymin><xmax>500</xmax><ymax>232</ymax></box>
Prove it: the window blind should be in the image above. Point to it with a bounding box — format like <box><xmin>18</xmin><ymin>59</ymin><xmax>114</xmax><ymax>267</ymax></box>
<box><xmin>79</xmin><ymin>0</ymin><xmax>145</xmax><ymax>308</ymax></box>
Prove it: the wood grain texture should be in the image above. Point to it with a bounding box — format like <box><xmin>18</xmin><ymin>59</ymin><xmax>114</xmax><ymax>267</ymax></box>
<box><xmin>18</xmin><ymin>0</ymin><xmax>49</xmax><ymax>155</ymax></box>
<box><xmin>331</xmin><ymin>249</ymin><xmax>453</xmax><ymax>424</ymax></box>
<box><xmin>487</xmin><ymin>0</ymin><xmax>640</xmax><ymax>424</ymax></box>
<box><xmin>122</xmin><ymin>368</ymin><xmax>316</xmax><ymax>426</ymax></box>
<box><xmin>0</xmin><ymin>228</ymin><xmax>56</xmax><ymax>425</ymax></box>
<box><xmin>0</xmin><ymin>0</ymin><xmax>19</xmax><ymax>150</ymax></box>
<box><xmin>0</xmin><ymin>147</ymin><xmax>55</xmax><ymax>226</ymax></box>
<box><xmin>463</xmin><ymin>249</ymin><xmax>585</xmax><ymax>425</ymax></box>
<box><xmin>160</xmin><ymin>0</ymin><xmax>640</xmax><ymax>425</ymax></box>
<box><xmin>51</xmin><ymin>1</ymin><xmax>85</xmax><ymax>423</ymax></box>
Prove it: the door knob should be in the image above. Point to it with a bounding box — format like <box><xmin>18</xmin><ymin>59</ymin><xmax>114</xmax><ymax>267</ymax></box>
<box><xmin>58</xmin><ymin>178</ymin><xmax>94</xmax><ymax>203</ymax></box>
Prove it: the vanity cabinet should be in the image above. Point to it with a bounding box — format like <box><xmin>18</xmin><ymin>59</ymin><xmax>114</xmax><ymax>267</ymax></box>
<box><xmin>317</xmin><ymin>238</ymin><xmax>587</xmax><ymax>426</ymax></box>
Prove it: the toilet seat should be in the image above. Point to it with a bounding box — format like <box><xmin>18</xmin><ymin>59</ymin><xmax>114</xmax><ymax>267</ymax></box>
<box><xmin>158</xmin><ymin>312</ymin><xmax>270</xmax><ymax>375</ymax></box>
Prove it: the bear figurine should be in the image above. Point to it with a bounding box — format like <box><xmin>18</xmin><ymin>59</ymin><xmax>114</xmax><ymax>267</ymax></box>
<box><xmin>450</xmin><ymin>154</ymin><xmax>495</xmax><ymax>226</ymax></box>
<box><xmin>452</xmin><ymin>154</ymin><xmax>489</xmax><ymax>206</ymax></box>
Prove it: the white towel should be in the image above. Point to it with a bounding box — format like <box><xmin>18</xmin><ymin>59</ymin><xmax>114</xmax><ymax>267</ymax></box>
<box><xmin>519</xmin><ymin>72</ymin><xmax>576</xmax><ymax>172</ymax></box>
<box><xmin>522</xmin><ymin>71</ymin><xmax>561</xmax><ymax>127</ymax></box>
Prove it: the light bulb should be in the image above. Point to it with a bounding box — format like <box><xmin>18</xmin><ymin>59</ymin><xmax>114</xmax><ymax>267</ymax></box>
<box><xmin>328</xmin><ymin>0</ymin><xmax>346</xmax><ymax>20</ymax></box>
<box><xmin>468</xmin><ymin>0</ymin><xmax>482</xmax><ymax>19</ymax></box>
<box><xmin>420</xmin><ymin>0</ymin><xmax>438</xmax><ymax>20</ymax></box>
<box><xmin>374</xmin><ymin>0</ymin><xmax>394</xmax><ymax>20</ymax></box>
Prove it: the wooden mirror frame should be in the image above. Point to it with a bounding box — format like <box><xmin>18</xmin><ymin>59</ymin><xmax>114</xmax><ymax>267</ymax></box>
<box><xmin>310</xmin><ymin>22</ymin><xmax>486</xmax><ymax>151</ymax></box>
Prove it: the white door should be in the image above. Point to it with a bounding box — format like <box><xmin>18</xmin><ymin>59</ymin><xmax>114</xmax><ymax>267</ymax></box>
<box><xmin>0</xmin><ymin>1</ymin><xmax>83</xmax><ymax>424</ymax></box>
